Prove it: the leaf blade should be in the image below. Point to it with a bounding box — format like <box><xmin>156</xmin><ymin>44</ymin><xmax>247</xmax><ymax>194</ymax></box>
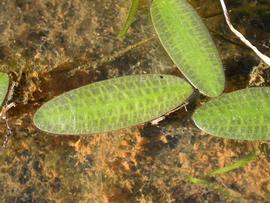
<box><xmin>193</xmin><ymin>87</ymin><xmax>270</xmax><ymax>140</ymax></box>
<box><xmin>150</xmin><ymin>0</ymin><xmax>225</xmax><ymax>97</ymax></box>
<box><xmin>0</xmin><ymin>72</ymin><xmax>9</xmax><ymax>106</ymax></box>
<box><xmin>117</xmin><ymin>0</ymin><xmax>140</xmax><ymax>39</ymax></box>
<box><xmin>34</xmin><ymin>74</ymin><xmax>193</xmax><ymax>135</ymax></box>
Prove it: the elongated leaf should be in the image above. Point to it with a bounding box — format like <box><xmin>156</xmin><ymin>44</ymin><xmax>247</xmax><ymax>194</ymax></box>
<box><xmin>34</xmin><ymin>74</ymin><xmax>193</xmax><ymax>135</ymax></box>
<box><xmin>187</xmin><ymin>176</ymin><xmax>239</xmax><ymax>198</ymax></box>
<box><xmin>118</xmin><ymin>0</ymin><xmax>140</xmax><ymax>39</ymax></box>
<box><xmin>208</xmin><ymin>153</ymin><xmax>256</xmax><ymax>177</ymax></box>
<box><xmin>151</xmin><ymin>0</ymin><xmax>225</xmax><ymax>97</ymax></box>
<box><xmin>193</xmin><ymin>87</ymin><xmax>270</xmax><ymax>140</ymax></box>
<box><xmin>0</xmin><ymin>72</ymin><xmax>9</xmax><ymax>106</ymax></box>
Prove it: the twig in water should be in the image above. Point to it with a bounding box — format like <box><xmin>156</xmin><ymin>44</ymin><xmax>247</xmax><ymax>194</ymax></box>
<box><xmin>219</xmin><ymin>0</ymin><xmax>270</xmax><ymax>66</ymax></box>
<box><xmin>69</xmin><ymin>36</ymin><xmax>156</xmax><ymax>75</ymax></box>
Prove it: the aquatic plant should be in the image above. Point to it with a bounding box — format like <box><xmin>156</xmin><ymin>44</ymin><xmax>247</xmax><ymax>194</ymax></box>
<box><xmin>188</xmin><ymin>152</ymin><xmax>256</xmax><ymax>198</ymax></box>
<box><xmin>118</xmin><ymin>0</ymin><xmax>140</xmax><ymax>39</ymax></box>
<box><xmin>151</xmin><ymin>0</ymin><xmax>225</xmax><ymax>97</ymax></box>
<box><xmin>187</xmin><ymin>176</ymin><xmax>240</xmax><ymax>198</ymax></box>
<box><xmin>34</xmin><ymin>0</ymin><xmax>225</xmax><ymax>134</ymax></box>
<box><xmin>31</xmin><ymin>0</ymin><xmax>270</xmax><ymax>141</ymax></box>
<box><xmin>207</xmin><ymin>152</ymin><xmax>257</xmax><ymax>177</ymax></box>
<box><xmin>0</xmin><ymin>72</ymin><xmax>9</xmax><ymax>107</ymax></box>
<box><xmin>34</xmin><ymin>74</ymin><xmax>192</xmax><ymax>135</ymax></box>
<box><xmin>193</xmin><ymin>87</ymin><xmax>270</xmax><ymax>140</ymax></box>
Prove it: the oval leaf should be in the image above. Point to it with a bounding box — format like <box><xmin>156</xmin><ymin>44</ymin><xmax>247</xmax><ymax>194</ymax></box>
<box><xmin>193</xmin><ymin>87</ymin><xmax>270</xmax><ymax>140</ymax></box>
<box><xmin>150</xmin><ymin>0</ymin><xmax>225</xmax><ymax>97</ymax></box>
<box><xmin>0</xmin><ymin>72</ymin><xmax>9</xmax><ymax>106</ymax></box>
<box><xmin>34</xmin><ymin>74</ymin><xmax>193</xmax><ymax>135</ymax></box>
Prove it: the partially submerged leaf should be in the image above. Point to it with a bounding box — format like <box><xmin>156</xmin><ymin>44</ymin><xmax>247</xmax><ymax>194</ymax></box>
<box><xmin>34</xmin><ymin>74</ymin><xmax>193</xmax><ymax>135</ymax></box>
<box><xmin>150</xmin><ymin>0</ymin><xmax>225</xmax><ymax>97</ymax></box>
<box><xmin>193</xmin><ymin>87</ymin><xmax>270</xmax><ymax>140</ymax></box>
<box><xmin>0</xmin><ymin>72</ymin><xmax>9</xmax><ymax>106</ymax></box>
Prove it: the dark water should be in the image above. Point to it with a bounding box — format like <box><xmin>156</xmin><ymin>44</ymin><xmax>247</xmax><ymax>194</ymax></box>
<box><xmin>0</xmin><ymin>0</ymin><xmax>269</xmax><ymax>202</ymax></box>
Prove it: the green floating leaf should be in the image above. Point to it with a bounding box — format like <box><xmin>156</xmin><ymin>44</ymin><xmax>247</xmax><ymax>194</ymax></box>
<box><xmin>150</xmin><ymin>0</ymin><xmax>225</xmax><ymax>97</ymax></box>
<box><xmin>193</xmin><ymin>87</ymin><xmax>270</xmax><ymax>140</ymax></box>
<box><xmin>0</xmin><ymin>72</ymin><xmax>9</xmax><ymax>106</ymax></box>
<box><xmin>34</xmin><ymin>74</ymin><xmax>193</xmax><ymax>135</ymax></box>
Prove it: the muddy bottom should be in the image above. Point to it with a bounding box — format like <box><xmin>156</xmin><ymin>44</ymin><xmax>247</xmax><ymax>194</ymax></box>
<box><xmin>0</xmin><ymin>0</ymin><xmax>270</xmax><ymax>202</ymax></box>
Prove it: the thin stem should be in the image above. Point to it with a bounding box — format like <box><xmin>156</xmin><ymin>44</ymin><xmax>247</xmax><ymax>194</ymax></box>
<box><xmin>69</xmin><ymin>36</ymin><xmax>156</xmax><ymax>75</ymax></box>
<box><xmin>219</xmin><ymin>0</ymin><xmax>270</xmax><ymax>66</ymax></box>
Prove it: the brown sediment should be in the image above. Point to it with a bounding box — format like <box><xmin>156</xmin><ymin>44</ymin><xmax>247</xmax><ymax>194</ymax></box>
<box><xmin>0</xmin><ymin>0</ymin><xmax>269</xmax><ymax>202</ymax></box>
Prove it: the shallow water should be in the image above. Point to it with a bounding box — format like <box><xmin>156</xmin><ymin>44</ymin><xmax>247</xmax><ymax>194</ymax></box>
<box><xmin>0</xmin><ymin>0</ymin><xmax>270</xmax><ymax>202</ymax></box>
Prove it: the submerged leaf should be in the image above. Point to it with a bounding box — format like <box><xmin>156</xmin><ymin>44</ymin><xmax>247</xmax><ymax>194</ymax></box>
<box><xmin>150</xmin><ymin>0</ymin><xmax>225</xmax><ymax>97</ymax></box>
<box><xmin>118</xmin><ymin>0</ymin><xmax>140</xmax><ymax>39</ymax></box>
<box><xmin>193</xmin><ymin>87</ymin><xmax>270</xmax><ymax>140</ymax></box>
<box><xmin>34</xmin><ymin>74</ymin><xmax>193</xmax><ymax>135</ymax></box>
<box><xmin>208</xmin><ymin>153</ymin><xmax>256</xmax><ymax>177</ymax></box>
<box><xmin>0</xmin><ymin>72</ymin><xmax>9</xmax><ymax>106</ymax></box>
